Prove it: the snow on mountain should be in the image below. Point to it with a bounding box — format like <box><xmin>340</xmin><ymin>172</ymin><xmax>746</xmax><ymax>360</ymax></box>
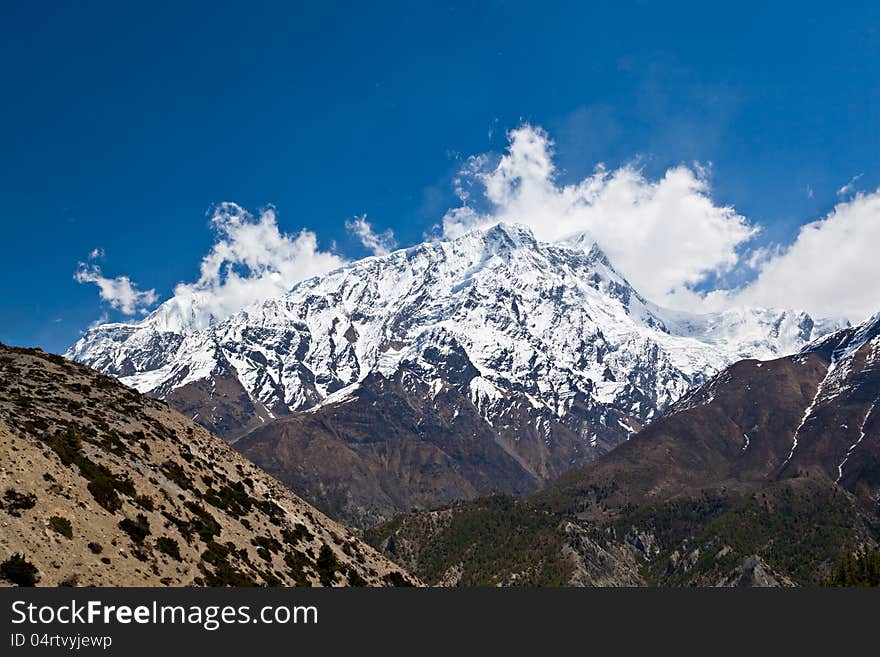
<box><xmin>67</xmin><ymin>223</ymin><xmax>847</xmax><ymax>449</ymax></box>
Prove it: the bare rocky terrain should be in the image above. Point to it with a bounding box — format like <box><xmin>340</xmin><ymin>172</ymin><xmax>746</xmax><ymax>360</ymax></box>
<box><xmin>366</xmin><ymin>315</ymin><xmax>880</xmax><ymax>586</ymax></box>
<box><xmin>0</xmin><ymin>344</ymin><xmax>417</xmax><ymax>587</ymax></box>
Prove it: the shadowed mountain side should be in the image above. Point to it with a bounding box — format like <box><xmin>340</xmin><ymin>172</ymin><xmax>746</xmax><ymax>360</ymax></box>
<box><xmin>235</xmin><ymin>369</ymin><xmax>581</xmax><ymax>528</ymax></box>
<box><xmin>366</xmin><ymin>316</ymin><xmax>880</xmax><ymax>586</ymax></box>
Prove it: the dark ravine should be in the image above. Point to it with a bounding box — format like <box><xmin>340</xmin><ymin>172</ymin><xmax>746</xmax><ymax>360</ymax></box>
<box><xmin>0</xmin><ymin>344</ymin><xmax>417</xmax><ymax>587</ymax></box>
<box><xmin>164</xmin><ymin>355</ymin><xmax>281</xmax><ymax>442</ymax></box>
<box><xmin>366</xmin><ymin>315</ymin><xmax>880</xmax><ymax>586</ymax></box>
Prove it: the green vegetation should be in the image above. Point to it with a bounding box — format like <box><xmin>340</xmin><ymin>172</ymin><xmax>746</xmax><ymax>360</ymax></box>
<box><xmin>253</xmin><ymin>535</ymin><xmax>282</xmax><ymax>553</ymax></box>
<box><xmin>118</xmin><ymin>514</ymin><xmax>151</xmax><ymax>544</ymax></box>
<box><xmin>383</xmin><ymin>571</ymin><xmax>412</xmax><ymax>587</ymax></box>
<box><xmin>825</xmin><ymin>546</ymin><xmax>880</xmax><ymax>587</ymax></box>
<box><xmin>316</xmin><ymin>544</ymin><xmax>340</xmax><ymax>586</ymax></box>
<box><xmin>86</xmin><ymin>477</ymin><xmax>125</xmax><ymax>513</ymax></box>
<box><xmin>134</xmin><ymin>494</ymin><xmax>154</xmax><ymax>511</ymax></box>
<box><xmin>204</xmin><ymin>481</ymin><xmax>253</xmax><ymax>517</ymax></box>
<box><xmin>46</xmin><ymin>426</ymin><xmax>135</xmax><ymax>513</ymax></box>
<box><xmin>199</xmin><ymin>541</ymin><xmax>258</xmax><ymax>587</ymax></box>
<box><xmin>256</xmin><ymin>500</ymin><xmax>285</xmax><ymax>524</ymax></box>
<box><xmin>1</xmin><ymin>554</ymin><xmax>39</xmax><ymax>586</ymax></box>
<box><xmin>282</xmin><ymin>523</ymin><xmax>314</xmax><ymax>546</ymax></box>
<box><xmin>183</xmin><ymin>501</ymin><xmax>221</xmax><ymax>543</ymax></box>
<box><xmin>160</xmin><ymin>460</ymin><xmax>192</xmax><ymax>490</ymax></box>
<box><xmin>346</xmin><ymin>567</ymin><xmax>367</xmax><ymax>586</ymax></box>
<box><xmin>201</xmin><ymin>562</ymin><xmax>257</xmax><ymax>587</ymax></box>
<box><xmin>94</xmin><ymin>430</ymin><xmax>128</xmax><ymax>457</ymax></box>
<box><xmin>48</xmin><ymin>515</ymin><xmax>73</xmax><ymax>539</ymax></box>
<box><xmin>199</xmin><ymin>479</ymin><xmax>287</xmax><ymax>531</ymax></box>
<box><xmin>284</xmin><ymin>549</ymin><xmax>314</xmax><ymax>586</ymax></box>
<box><xmin>639</xmin><ymin>483</ymin><xmax>867</xmax><ymax>586</ymax></box>
<box><xmin>49</xmin><ymin>426</ymin><xmax>83</xmax><ymax>465</ymax></box>
<box><xmin>2</xmin><ymin>488</ymin><xmax>37</xmax><ymax>516</ymax></box>
<box><xmin>368</xmin><ymin>494</ymin><xmax>573</xmax><ymax>586</ymax></box>
<box><xmin>160</xmin><ymin>510</ymin><xmax>191</xmax><ymax>540</ymax></box>
<box><xmin>253</xmin><ymin>535</ymin><xmax>282</xmax><ymax>563</ymax></box>
<box><xmin>369</xmin><ymin>473</ymin><xmax>878</xmax><ymax>587</ymax></box>
<box><xmin>201</xmin><ymin>540</ymin><xmax>232</xmax><ymax>567</ymax></box>
<box><xmin>156</xmin><ymin>536</ymin><xmax>182</xmax><ymax>561</ymax></box>
<box><xmin>259</xmin><ymin>569</ymin><xmax>283</xmax><ymax>587</ymax></box>
<box><xmin>613</xmin><ymin>494</ymin><xmax>729</xmax><ymax>551</ymax></box>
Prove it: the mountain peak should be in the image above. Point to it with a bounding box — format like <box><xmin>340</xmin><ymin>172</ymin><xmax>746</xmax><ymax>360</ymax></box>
<box><xmin>68</xmin><ymin>220</ymin><xmax>847</xmax><ymax>474</ymax></box>
<box><xmin>448</xmin><ymin>222</ymin><xmax>539</xmax><ymax>257</ymax></box>
<box><xmin>804</xmin><ymin>311</ymin><xmax>880</xmax><ymax>361</ymax></box>
<box><xmin>850</xmin><ymin>311</ymin><xmax>880</xmax><ymax>347</ymax></box>
<box><xmin>481</xmin><ymin>221</ymin><xmax>537</xmax><ymax>243</ymax></box>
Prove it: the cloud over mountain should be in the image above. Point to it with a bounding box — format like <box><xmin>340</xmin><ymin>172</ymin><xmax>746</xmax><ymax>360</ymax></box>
<box><xmin>731</xmin><ymin>191</ymin><xmax>880</xmax><ymax>321</ymax></box>
<box><xmin>74</xmin><ymin>125</ymin><xmax>880</xmax><ymax>328</ymax></box>
<box><xmin>346</xmin><ymin>215</ymin><xmax>397</xmax><ymax>256</ymax></box>
<box><xmin>442</xmin><ymin>124</ymin><xmax>757</xmax><ymax>310</ymax></box>
<box><xmin>74</xmin><ymin>263</ymin><xmax>158</xmax><ymax>316</ymax></box>
<box><xmin>165</xmin><ymin>202</ymin><xmax>345</xmax><ymax>328</ymax></box>
<box><xmin>443</xmin><ymin>125</ymin><xmax>880</xmax><ymax>321</ymax></box>
<box><xmin>77</xmin><ymin>202</ymin><xmax>345</xmax><ymax>330</ymax></box>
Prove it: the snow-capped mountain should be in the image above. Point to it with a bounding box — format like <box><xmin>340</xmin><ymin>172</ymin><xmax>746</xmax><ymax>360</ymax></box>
<box><xmin>68</xmin><ymin>223</ymin><xmax>845</xmax><ymax>453</ymax></box>
<box><xmin>367</xmin><ymin>312</ymin><xmax>880</xmax><ymax>584</ymax></box>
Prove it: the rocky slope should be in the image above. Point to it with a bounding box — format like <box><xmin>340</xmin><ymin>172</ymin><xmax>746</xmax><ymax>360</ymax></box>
<box><xmin>366</xmin><ymin>314</ymin><xmax>880</xmax><ymax>586</ymax></box>
<box><xmin>68</xmin><ymin>224</ymin><xmax>844</xmax><ymax>525</ymax></box>
<box><xmin>0</xmin><ymin>344</ymin><xmax>416</xmax><ymax>587</ymax></box>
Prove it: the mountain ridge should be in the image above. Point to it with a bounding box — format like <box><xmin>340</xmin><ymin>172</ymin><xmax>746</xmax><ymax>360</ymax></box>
<box><xmin>366</xmin><ymin>313</ymin><xmax>880</xmax><ymax>586</ymax></box>
<box><xmin>67</xmin><ymin>223</ymin><xmax>847</xmax><ymax>525</ymax></box>
<box><xmin>69</xmin><ymin>224</ymin><xmax>845</xmax><ymax>440</ymax></box>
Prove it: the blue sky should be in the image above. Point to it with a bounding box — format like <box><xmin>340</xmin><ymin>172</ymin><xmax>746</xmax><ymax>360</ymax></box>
<box><xmin>2</xmin><ymin>1</ymin><xmax>879</xmax><ymax>353</ymax></box>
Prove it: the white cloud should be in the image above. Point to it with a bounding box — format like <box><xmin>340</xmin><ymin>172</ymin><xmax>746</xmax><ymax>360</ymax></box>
<box><xmin>442</xmin><ymin>124</ymin><xmax>880</xmax><ymax>322</ymax></box>
<box><xmin>74</xmin><ymin>264</ymin><xmax>158</xmax><ymax>315</ymax></box>
<box><xmin>837</xmin><ymin>174</ymin><xmax>863</xmax><ymax>198</ymax></box>
<box><xmin>442</xmin><ymin>124</ymin><xmax>757</xmax><ymax>308</ymax></box>
<box><xmin>74</xmin><ymin>125</ymin><xmax>880</xmax><ymax>332</ymax></box>
<box><xmin>76</xmin><ymin>203</ymin><xmax>345</xmax><ymax>330</ymax></box>
<box><xmin>731</xmin><ymin>191</ymin><xmax>880</xmax><ymax>322</ymax></box>
<box><xmin>88</xmin><ymin>248</ymin><xmax>105</xmax><ymax>260</ymax></box>
<box><xmin>87</xmin><ymin>312</ymin><xmax>109</xmax><ymax>330</ymax></box>
<box><xmin>345</xmin><ymin>215</ymin><xmax>397</xmax><ymax>256</ymax></box>
<box><xmin>163</xmin><ymin>203</ymin><xmax>346</xmax><ymax>329</ymax></box>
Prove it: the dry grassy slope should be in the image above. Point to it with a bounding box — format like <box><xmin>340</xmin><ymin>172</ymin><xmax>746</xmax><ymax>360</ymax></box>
<box><xmin>0</xmin><ymin>344</ymin><xmax>417</xmax><ymax>587</ymax></box>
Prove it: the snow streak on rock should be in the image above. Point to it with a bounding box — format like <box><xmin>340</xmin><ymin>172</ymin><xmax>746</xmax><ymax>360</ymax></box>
<box><xmin>837</xmin><ymin>403</ymin><xmax>876</xmax><ymax>483</ymax></box>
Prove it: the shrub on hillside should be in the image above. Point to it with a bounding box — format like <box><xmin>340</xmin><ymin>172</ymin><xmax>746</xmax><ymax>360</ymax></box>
<box><xmin>48</xmin><ymin>515</ymin><xmax>73</xmax><ymax>539</ymax></box>
<box><xmin>1</xmin><ymin>554</ymin><xmax>39</xmax><ymax>586</ymax></box>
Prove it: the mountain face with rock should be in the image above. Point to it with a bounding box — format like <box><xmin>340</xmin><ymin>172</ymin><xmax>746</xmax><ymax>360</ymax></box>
<box><xmin>366</xmin><ymin>314</ymin><xmax>880</xmax><ymax>586</ymax></box>
<box><xmin>67</xmin><ymin>223</ymin><xmax>845</xmax><ymax>526</ymax></box>
<box><xmin>0</xmin><ymin>344</ymin><xmax>416</xmax><ymax>587</ymax></box>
